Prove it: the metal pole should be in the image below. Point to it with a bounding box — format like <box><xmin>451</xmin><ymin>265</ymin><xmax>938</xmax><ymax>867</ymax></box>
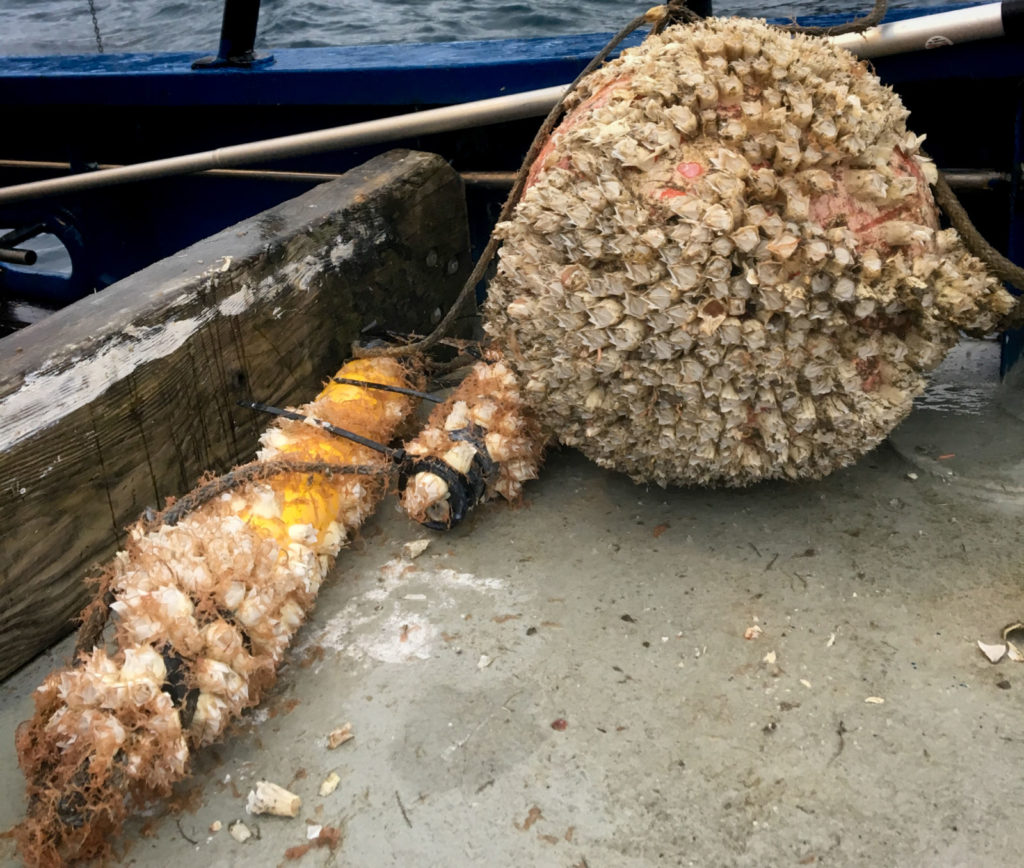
<box><xmin>217</xmin><ymin>0</ymin><xmax>261</xmax><ymax>62</ymax></box>
<box><xmin>192</xmin><ymin>0</ymin><xmax>272</xmax><ymax>68</ymax></box>
<box><xmin>831</xmin><ymin>1</ymin><xmax>1007</xmax><ymax>57</ymax></box>
<box><xmin>0</xmin><ymin>85</ymin><xmax>567</xmax><ymax>205</ymax></box>
<box><xmin>0</xmin><ymin>248</ymin><xmax>37</xmax><ymax>266</ymax></box>
<box><xmin>688</xmin><ymin>0</ymin><xmax>713</xmax><ymax>19</ymax></box>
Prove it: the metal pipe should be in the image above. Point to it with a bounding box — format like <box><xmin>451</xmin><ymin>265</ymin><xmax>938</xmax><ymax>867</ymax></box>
<box><xmin>0</xmin><ymin>85</ymin><xmax>567</xmax><ymax>206</ymax></box>
<box><xmin>0</xmin><ymin>159</ymin><xmax>345</xmax><ymax>183</ymax></box>
<box><xmin>831</xmin><ymin>1</ymin><xmax>1008</xmax><ymax>58</ymax></box>
<box><xmin>0</xmin><ymin>248</ymin><xmax>37</xmax><ymax>266</ymax></box>
<box><xmin>458</xmin><ymin>171</ymin><xmax>518</xmax><ymax>188</ymax></box>
<box><xmin>688</xmin><ymin>0</ymin><xmax>713</xmax><ymax>18</ymax></box>
<box><xmin>192</xmin><ymin>0</ymin><xmax>272</xmax><ymax>69</ymax></box>
<box><xmin>216</xmin><ymin>0</ymin><xmax>261</xmax><ymax>63</ymax></box>
<box><xmin>943</xmin><ymin>170</ymin><xmax>1013</xmax><ymax>190</ymax></box>
<box><xmin>0</xmin><ymin>222</ymin><xmax>45</xmax><ymax>247</ymax></box>
<box><xmin>0</xmin><ymin>160</ymin><xmax>526</xmax><ymax>188</ymax></box>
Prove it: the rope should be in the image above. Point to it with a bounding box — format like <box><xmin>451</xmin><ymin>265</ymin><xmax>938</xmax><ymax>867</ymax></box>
<box><xmin>73</xmin><ymin>587</ymin><xmax>115</xmax><ymax>660</ymax></box>
<box><xmin>781</xmin><ymin>0</ymin><xmax>887</xmax><ymax>36</ymax></box>
<box><xmin>157</xmin><ymin>458</ymin><xmax>388</xmax><ymax>527</ymax></box>
<box><xmin>931</xmin><ymin>169</ymin><xmax>1024</xmax><ymax>324</ymax></box>
<box><xmin>352</xmin><ymin>3</ymin><xmax>690</xmax><ymax>359</ymax></box>
<box><xmin>86</xmin><ymin>0</ymin><xmax>104</xmax><ymax>53</ymax></box>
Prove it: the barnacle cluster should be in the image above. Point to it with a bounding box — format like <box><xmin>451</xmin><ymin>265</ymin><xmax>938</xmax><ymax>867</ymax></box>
<box><xmin>16</xmin><ymin>358</ymin><xmax>414</xmax><ymax>867</ymax></box>
<box><xmin>401</xmin><ymin>349</ymin><xmax>545</xmax><ymax>528</ymax></box>
<box><xmin>485</xmin><ymin>16</ymin><xmax>1013</xmax><ymax>486</ymax></box>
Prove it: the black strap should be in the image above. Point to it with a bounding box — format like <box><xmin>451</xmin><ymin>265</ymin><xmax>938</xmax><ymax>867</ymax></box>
<box><xmin>238</xmin><ymin>400</ymin><xmax>404</xmax><ymax>460</ymax></box>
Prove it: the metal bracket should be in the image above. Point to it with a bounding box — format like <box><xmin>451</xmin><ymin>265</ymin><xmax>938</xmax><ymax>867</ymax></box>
<box><xmin>192</xmin><ymin>0</ymin><xmax>274</xmax><ymax>70</ymax></box>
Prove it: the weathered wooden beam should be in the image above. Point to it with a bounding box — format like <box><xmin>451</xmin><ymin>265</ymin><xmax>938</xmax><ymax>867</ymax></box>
<box><xmin>0</xmin><ymin>149</ymin><xmax>469</xmax><ymax>680</ymax></box>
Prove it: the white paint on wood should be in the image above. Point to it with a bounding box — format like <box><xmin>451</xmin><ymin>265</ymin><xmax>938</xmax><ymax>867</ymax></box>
<box><xmin>0</xmin><ymin>273</ymin><xmax>294</xmax><ymax>453</ymax></box>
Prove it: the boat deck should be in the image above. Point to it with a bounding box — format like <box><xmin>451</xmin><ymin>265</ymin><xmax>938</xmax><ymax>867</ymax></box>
<box><xmin>1</xmin><ymin>340</ymin><xmax>1022</xmax><ymax>866</ymax></box>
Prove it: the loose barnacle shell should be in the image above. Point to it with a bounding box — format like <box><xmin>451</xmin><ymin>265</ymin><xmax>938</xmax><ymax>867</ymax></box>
<box><xmin>484</xmin><ymin>16</ymin><xmax>1013</xmax><ymax>487</ymax></box>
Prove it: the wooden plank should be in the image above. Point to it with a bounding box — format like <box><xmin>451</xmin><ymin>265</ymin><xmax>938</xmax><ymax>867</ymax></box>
<box><xmin>0</xmin><ymin>149</ymin><xmax>469</xmax><ymax>680</ymax></box>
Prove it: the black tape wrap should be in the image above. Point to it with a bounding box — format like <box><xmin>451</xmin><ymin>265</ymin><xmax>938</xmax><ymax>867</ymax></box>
<box><xmin>161</xmin><ymin>649</ymin><xmax>200</xmax><ymax>729</ymax></box>
<box><xmin>400</xmin><ymin>425</ymin><xmax>498</xmax><ymax>531</ymax></box>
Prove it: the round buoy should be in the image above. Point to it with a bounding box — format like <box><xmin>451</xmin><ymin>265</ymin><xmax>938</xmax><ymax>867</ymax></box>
<box><xmin>485</xmin><ymin>17</ymin><xmax>1013</xmax><ymax>486</ymax></box>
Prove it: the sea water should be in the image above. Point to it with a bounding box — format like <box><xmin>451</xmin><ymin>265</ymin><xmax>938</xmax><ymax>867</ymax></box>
<box><xmin>1</xmin><ymin>0</ymin><xmax>960</xmax><ymax>56</ymax></box>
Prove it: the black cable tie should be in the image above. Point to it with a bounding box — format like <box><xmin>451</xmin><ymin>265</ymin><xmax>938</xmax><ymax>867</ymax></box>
<box><xmin>237</xmin><ymin>400</ymin><xmax>402</xmax><ymax>458</ymax></box>
<box><xmin>332</xmin><ymin>376</ymin><xmax>443</xmax><ymax>403</ymax></box>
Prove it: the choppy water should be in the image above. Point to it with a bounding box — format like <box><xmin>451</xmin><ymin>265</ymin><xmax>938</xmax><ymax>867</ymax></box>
<box><xmin>2</xmin><ymin>0</ymin><xmax>958</xmax><ymax>55</ymax></box>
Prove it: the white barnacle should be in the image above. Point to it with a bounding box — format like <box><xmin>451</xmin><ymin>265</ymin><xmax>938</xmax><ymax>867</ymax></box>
<box><xmin>765</xmin><ymin>234</ymin><xmax>800</xmax><ymax>260</ymax></box>
<box><xmin>696</xmin><ymin>200</ymin><xmax>729</xmax><ymax>231</ymax></box>
<box><xmin>588</xmin><ymin>298</ymin><xmax>625</xmax><ymax>328</ymax></box>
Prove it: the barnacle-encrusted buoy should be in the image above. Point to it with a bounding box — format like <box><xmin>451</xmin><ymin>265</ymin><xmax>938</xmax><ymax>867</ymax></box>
<box><xmin>15</xmin><ymin>358</ymin><xmax>414</xmax><ymax>867</ymax></box>
<box><xmin>485</xmin><ymin>16</ymin><xmax>1014</xmax><ymax>486</ymax></box>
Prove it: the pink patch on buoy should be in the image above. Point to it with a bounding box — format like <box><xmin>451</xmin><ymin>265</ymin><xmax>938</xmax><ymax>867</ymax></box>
<box><xmin>808</xmin><ymin>147</ymin><xmax>936</xmax><ymax>253</ymax></box>
<box><xmin>676</xmin><ymin>162</ymin><xmax>704</xmax><ymax>179</ymax></box>
<box><xmin>524</xmin><ymin>76</ymin><xmax>632</xmax><ymax>191</ymax></box>
<box><xmin>657</xmin><ymin>188</ymin><xmax>688</xmax><ymax>199</ymax></box>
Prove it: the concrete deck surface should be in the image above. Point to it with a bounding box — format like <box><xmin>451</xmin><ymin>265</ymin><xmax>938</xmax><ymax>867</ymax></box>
<box><xmin>2</xmin><ymin>340</ymin><xmax>1022</xmax><ymax>867</ymax></box>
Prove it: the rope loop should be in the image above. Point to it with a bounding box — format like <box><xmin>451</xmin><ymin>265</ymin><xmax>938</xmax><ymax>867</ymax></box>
<box><xmin>781</xmin><ymin>0</ymin><xmax>888</xmax><ymax>37</ymax></box>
